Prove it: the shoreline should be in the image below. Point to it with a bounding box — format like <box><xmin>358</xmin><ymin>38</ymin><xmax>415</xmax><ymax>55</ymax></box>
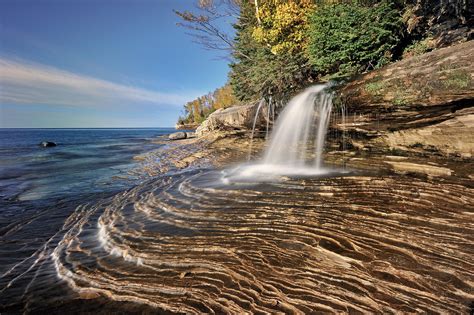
<box><xmin>2</xmin><ymin>129</ymin><xmax>472</xmax><ymax>313</ymax></box>
<box><xmin>155</xmin><ymin>130</ymin><xmax>473</xmax><ymax>186</ymax></box>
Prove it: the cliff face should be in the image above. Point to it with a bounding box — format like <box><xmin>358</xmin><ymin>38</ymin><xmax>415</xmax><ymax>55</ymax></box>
<box><xmin>194</xmin><ymin>41</ymin><xmax>473</xmax><ymax>160</ymax></box>
<box><xmin>337</xmin><ymin>40</ymin><xmax>473</xmax><ymax>159</ymax></box>
<box><xmin>196</xmin><ymin>102</ymin><xmax>266</xmax><ymax>137</ymax></box>
<box><xmin>405</xmin><ymin>0</ymin><xmax>473</xmax><ymax>47</ymax></box>
<box><xmin>175</xmin><ymin>123</ymin><xmax>199</xmax><ymax>130</ymax></box>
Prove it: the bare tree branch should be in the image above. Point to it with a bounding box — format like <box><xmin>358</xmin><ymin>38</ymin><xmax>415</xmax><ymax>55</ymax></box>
<box><xmin>174</xmin><ymin>0</ymin><xmax>251</xmax><ymax>60</ymax></box>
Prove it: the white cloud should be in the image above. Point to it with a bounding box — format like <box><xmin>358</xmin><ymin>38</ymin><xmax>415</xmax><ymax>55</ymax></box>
<box><xmin>0</xmin><ymin>57</ymin><xmax>197</xmax><ymax>107</ymax></box>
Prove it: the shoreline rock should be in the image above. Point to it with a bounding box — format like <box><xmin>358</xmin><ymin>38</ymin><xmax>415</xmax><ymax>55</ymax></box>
<box><xmin>183</xmin><ymin>41</ymin><xmax>473</xmax><ymax>165</ymax></box>
<box><xmin>168</xmin><ymin>132</ymin><xmax>187</xmax><ymax>140</ymax></box>
<box><xmin>196</xmin><ymin>102</ymin><xmax>266</xmax><ymax>137</ymax></box>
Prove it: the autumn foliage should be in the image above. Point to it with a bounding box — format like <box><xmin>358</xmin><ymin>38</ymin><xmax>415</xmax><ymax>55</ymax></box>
<box><xmin>178</xmin><ymin>84</ymin><xmax>237</xmax><ymax>125</ymax></box>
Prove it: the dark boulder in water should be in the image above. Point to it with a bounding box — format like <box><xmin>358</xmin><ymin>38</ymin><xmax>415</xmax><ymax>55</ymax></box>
<box><xmin>39</xmin><ymin>141</ymin><xmax>57</xmax><ymax>147</ymax></box>
<box><xmin>168</xmin><ymin>132</ymin><xmax>187</xmax><ymax>140</ymax></box>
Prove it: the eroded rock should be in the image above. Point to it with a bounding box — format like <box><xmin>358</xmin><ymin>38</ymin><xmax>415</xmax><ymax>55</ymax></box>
<box><xmin>168</xmin><ymin>132</ymin><xmax>187</xmax><ymax>140</ymax></box>
<box><xmin>386</xmin><ymin>161</ymin><xmax>453</xmax><ymax>177</ymax></box>
<box><xmin>196</xmin><ymin>102</ymin><xmax>265</xmax><ymax>137</ymax></box>
<box><xmin>332</xmin><ymin>41</ymin><xmax>474</xmax><ymax>159</ymax></box>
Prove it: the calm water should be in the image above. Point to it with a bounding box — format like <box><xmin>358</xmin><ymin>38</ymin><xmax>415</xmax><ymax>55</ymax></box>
<box><xmin>0</xmin><ymin>128</ymin><xmax>173</xmax><ymax>202</ymax></box>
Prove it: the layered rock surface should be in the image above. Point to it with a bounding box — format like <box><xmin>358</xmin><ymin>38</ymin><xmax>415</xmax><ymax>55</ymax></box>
<box><xmin>51</xmin><ymin>170</ymin><xmax>474</xmax><ymax>313</ymax></box>
<box><xmin>337</xmin><ymin>40</ymin><xmax>474</xmax><ymax>159</ymax></box>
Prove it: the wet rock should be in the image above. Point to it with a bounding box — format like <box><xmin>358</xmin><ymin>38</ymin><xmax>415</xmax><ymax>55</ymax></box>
<box><xmin>179</xmin><ymin>271</ymin><xmax>192</xmax><ymax>279</ymax></box>
<box><xmin>386</xmin><ymin>161</ymin><xmax>453</xmax><ymax>177</ymax></box>
<box><xmin>168</xmin><ymin>132</ymin><xmax>187</xmax><ymax>140</ymax></box>
<box><xmin>39</xmin><ymin>141</ymin><xmax>57</xmax><ymax>147</ymax></box>
<box><xmin>78</xmin><ymin>290</ymin><xmax>101</xmax><ymax>300</ymax></box>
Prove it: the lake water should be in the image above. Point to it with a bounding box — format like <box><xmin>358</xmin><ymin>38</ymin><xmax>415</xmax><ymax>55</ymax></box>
<box><xmin>0</xmin><ymin>128</ymin><xmax>174</xmax><ymax>202</ymax></box>
<box><xmin>0</xmin><ymin>128</ymin><xmax>174</xmax><ymax>312</ymax></box>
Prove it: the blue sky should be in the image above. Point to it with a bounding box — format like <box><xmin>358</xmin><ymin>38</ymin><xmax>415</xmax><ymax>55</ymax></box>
<box><xmin>0</xmin><ymin>0</ymin><xmax>233</xmax><ymax>127</ymax></box>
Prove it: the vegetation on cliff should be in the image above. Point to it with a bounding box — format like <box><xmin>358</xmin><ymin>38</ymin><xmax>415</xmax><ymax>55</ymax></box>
<box><xmin>176</xmin><ymin>0</ymin><xmax>472</xmax><ymax>125</ymax></box>
<box><xmin>177</xmin><ymin>83</ymin><xmax>237</xmax><ymax>125</ymax></box>
<box><xmin>307</xmin><ymin>1</ymin><xmax>404</xmax><ymax>78</ymax></box>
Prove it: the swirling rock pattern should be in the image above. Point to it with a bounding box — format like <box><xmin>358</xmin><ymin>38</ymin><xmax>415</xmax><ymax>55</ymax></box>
<box><xmin>51</xmin><ymin>169</ymin><xmax>473</xmax><ymax>314</ymax></box>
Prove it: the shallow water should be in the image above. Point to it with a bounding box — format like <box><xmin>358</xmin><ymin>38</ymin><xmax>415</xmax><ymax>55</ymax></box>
<box><xmin>0</xmin><ymin>128</ymin><xmax>175</xmax><ymax>312</ymax></box>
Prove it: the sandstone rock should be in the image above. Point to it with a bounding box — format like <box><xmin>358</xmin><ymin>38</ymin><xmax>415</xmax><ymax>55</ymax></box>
<box><xmin>196</xmin><ymin>102</ymin><xmax>265</xmax><ymax>137</ymax></box>
<box><xmin>332</xmin><ymin>41</ymin><xmax>474</xmax><ymax>159</ymax></box>
<box><xmin>339</xmin><ymin>40</ymin><xmax>473</xmax><ymax>110</ymax></box>
<box><xmin>168</xmin><ymin>132</ymin><xmax>187</xmax><ymax>140</ymax></box>
<box><xmin>375</xmin><ymin>108</ymin><xmax>474</xmax><ymax>158</ymax></box>
<box><xmin>385</xmin><ymin>161</ymin><xmax>453</xmax><ymax>177</ymax></box>
<box><xmin>385</xmin><ymin>155</ymin><xmax>409</xmax><ymax>161</ymax></box>
<box><xmin>175</xmin><ymin>123</ymin><xmax>198</xmax><ymax>130</ymax></box>
<box><xmin>185</xmin><ymin>132</ymin><xmax>196</xmax><ymax>139</ymax></box>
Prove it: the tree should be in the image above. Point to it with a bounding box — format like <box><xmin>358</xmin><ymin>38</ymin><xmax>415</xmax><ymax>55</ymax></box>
<box><xmin>252</xmin><ymin>0</ymin><xmax>315</xmax><ymax>55</ymax></box>
<box><xmin>178</xmin><ymin>83</ymin><xmax>238</xmax><ymax>125</ymax></box>
<box><xmin>306</xmin><ymin>1</ymin><xmax>404</xmax><ymax>78</ymax></box>
<box><xmin>229</xmin><ymin>1</ymin><xmax>318</xmax><ymax>101</ymax></box>
<box><xmin>174</xmin><ymin>0</ymin><xmax>244</xmax><ymax>59</ymax></box>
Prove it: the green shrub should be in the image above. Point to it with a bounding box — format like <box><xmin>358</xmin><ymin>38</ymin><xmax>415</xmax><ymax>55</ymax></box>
<box><xmin>403</xmin><ymin>37</ymin><xmax>434</xmax><ymax>58</ymax></box>
<box><xmin>307</xmin><ymin>1</ymin><xmax>404</xmax><ymax>78</ymax></box>
<box><xmin>443</xmin><ymin>70</ymin><xmax>472</xmax><ymax>90</ymax></box>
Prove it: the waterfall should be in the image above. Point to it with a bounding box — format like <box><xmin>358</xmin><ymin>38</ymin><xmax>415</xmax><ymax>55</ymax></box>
<box><xmin>265</xmin><ymin>96</ymin><xmax>272</xmax><ymax>139</ymax></box>
<box><xmin>262</xmin><ymin>84</ymin><xmax>333</xmax><ymax>169</ymax></box>
<box><xmin>247</xmin><ymin>98</ymin><xmax>266</xmax><ymax>161</ymax></box>
<box><xmin>340</xmin><ymin>102</ymin><xmax>347</xmax><ymax>169</ymax></box>
<box><xmin>226</xmin><ymin>84</ymin><xmax>336</xmax><ymax>180</ymax></box>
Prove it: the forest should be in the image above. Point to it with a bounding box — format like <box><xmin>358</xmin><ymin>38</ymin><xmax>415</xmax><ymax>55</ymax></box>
<box><xmin>176</xmin><ymin>0</ymin><xmax>469</xmax><ymax>125</ymax></box>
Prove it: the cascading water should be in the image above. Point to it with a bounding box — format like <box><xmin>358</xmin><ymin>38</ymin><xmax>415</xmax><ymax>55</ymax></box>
<box><xmin>265</xmin><ymin>96</ymin><xmax>272</xmax><ymax>139</ymax></box>
<box><xmin>262</xmin><ymin>84</ymin><xmax>332</xmax><ymax>168</ymax></box>
<box><xmin>226</xmin><ymin>84</ymin><xmax>336</xmax><ymax>181</ymax></box>
<box><xmin>247</xmin><ymin>98</ymin><xmax>266</xmax><ymax>161</ymax></box>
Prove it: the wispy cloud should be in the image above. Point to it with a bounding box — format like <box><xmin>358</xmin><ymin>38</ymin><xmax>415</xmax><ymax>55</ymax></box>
<box><xmin>0</xmin><ymin>57</ymin><xmax>197</xmax><ymax>107</ymax></box>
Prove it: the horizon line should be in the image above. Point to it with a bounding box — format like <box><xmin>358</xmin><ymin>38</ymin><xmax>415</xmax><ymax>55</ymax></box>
<box><xmin>0</xmin><ymin>126</ymin><xmax>177</xmax><ymax>129</ymax></box>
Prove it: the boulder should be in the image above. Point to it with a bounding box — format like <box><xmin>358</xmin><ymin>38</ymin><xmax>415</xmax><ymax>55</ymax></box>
<box><xmin>168</xmin><ymin>132</ymin><xmax>187</xmax><ymax>140</ymax></box>
<box><xmin>196</xmin><ymin>102</ymin><xmax>266</xmax><ymax>137</ymax></box>
<box><xmin>39</xmin><ymin>141</ymin><xmax>57</xmax><ymax>147</ymax></box>
<box><xmin>185</xmin><ymin>132</ymin><xmax>196</xmax><ymax>139</ymax></box>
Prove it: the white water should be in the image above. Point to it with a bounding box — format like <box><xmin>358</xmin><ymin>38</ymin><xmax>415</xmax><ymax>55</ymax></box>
<box><xmin>247</xmin><ymin>98</ymin><xmax>266</xmax><ymax>161</ymax></box>
<box><xmin>225</xmin><ymin>84</ymin><xmax>337</xmax><ymax>181</ymax></box>
<box><xmin>265</xmin><ymin>96</ymin><xmax>272</xmax><ymax>139</ymax></box>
